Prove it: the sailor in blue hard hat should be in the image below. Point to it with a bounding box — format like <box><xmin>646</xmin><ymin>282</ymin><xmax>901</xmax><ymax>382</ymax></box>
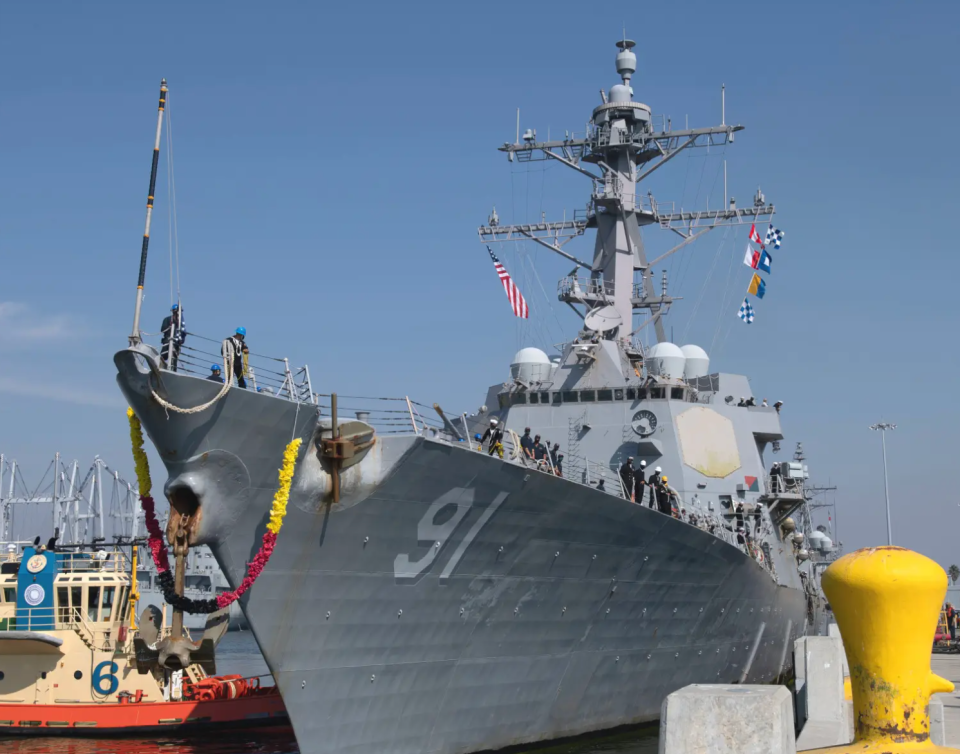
<box><xmin>222</xmin><ymin>327</ymin><xmax>249</xmax><ymax>388</ymax></box>
<box><xmin>159</xmin><ymin>303</ymin><xmax>186</xmax><ymax>371</ymax></box>
<box><xmin>207</xmin><ymin>364</ymin><xmax>224</xmax><ymax>383</ymax></box>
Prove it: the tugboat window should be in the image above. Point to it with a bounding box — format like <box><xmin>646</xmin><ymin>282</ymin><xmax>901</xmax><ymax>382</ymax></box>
<box><xmin>540</xmin><ymin>392</ymin><xmax>550</xmax><ymax>404</ymax></box>
<box><xmin>580</xmin><ymin>390</ymin><xmax>596</xmax><ymax>402</ymax></box>
<box><xmin>529</xmin><ymin>393</ymin><xmax>539</xmax><ymax>404</ymax></box>
<box><xmin>512</xmin><ymin>393</ymin><xmax>526</xmax><ymax>405</ymax></box>
<box><xmin>626</xmin><ymin>388</ymin><xmax>636</xmax><ymax>400</ymax></box>
<box><xmin>651</xmin><ymin>388</ymin><xmax>665</xmax><ymax>399</ymax></box>
<box><xmin>552</xmin><ymin>392</ymin><xmax>562</xmax><ymax>405</ymax></box>
<box><xmin>671</xmin><ymin>387</ymin><xmax>684</xmax><ymax>400</ymax></box>
<box><xmin>614</xmin><ymin>389</ymin><xmax>624</xmax><ymax>400</ymax></box>
<box><xmin>0</xmin><ymin>671</ymin><xmax>4</xmax><ymax>681</ymax></box>
<box><xmin>562</xmin><ymin>391</ymin><xmax>579</xmax><ymax>403</ymax></box>
<box><xmin>3</xmin><ymin>588</ymin><xmax>15</xmax><ymax>604</ymax></box>
<box><xmin>57</xmin><ymin>587</ymin><xmax>69</xmax><ymax>620</ymax></box>
<box><xmin>101</xmin><ymin>586</ymin><xmax>116</xmax><ymax>622</ymax></box>
<box><xmin>598</xmin><ymin>389</ymin><xmax>613</xmax><ymax>402</ymax></box>
<box><xmin>71</xmin><ymin>586</ymin><xmax>82</xmax><ymax>614</ymax></box>
<box><xmin>87</xmin><ymin>586</ymin><xmax>100</xmax><ymax>623</ymax></box>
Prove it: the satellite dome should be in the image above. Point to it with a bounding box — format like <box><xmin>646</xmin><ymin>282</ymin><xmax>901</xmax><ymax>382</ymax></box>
<box><xmin>808</xmin><ymin>530</ymin><xmax>826</xmax><ymax>549</ymax></box>
<box><xmin>819</xmin><ymin>535</ymin><xmax>834</xmax><ymax>552</ymax></box>
<box><xmin>645</xmin><ymin>342</ymin><xmax>686</xmax><ymax>380</ymax></box>
<box><xmin>680</xmin><ymin>345</ymin><xmax>710</xmax><ymax>380</ymax></box>
<box><xmin>510</xmin><ymin>347</ymin><xmax>552</xmax><ymax>384</ymax></box>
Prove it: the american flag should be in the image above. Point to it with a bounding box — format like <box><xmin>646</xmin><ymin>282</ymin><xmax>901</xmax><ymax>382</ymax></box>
<box><xmin>487</xmin><ymin>246</ymin><xmax>529</xmax><ymax>318</ymax></box>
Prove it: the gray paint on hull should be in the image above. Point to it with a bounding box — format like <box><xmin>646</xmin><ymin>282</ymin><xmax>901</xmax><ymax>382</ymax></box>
<box><xmin>115</xmin><ymin>353</ymin><xmax>805</xmax><ymax>754</ymax></box>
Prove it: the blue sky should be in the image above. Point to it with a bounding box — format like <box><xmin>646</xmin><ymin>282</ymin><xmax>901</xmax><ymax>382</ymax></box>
<box><xmin>2</xmin><ymin>1</ymin><xmax>958</xmax><ymax>567</ymax></box>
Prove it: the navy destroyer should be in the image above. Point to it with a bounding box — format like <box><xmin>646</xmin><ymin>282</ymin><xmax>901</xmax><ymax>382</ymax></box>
<box><xmin>115</xmin><ymin>40</ymin><xmax>819</xmax><ymax>754</ymax></box>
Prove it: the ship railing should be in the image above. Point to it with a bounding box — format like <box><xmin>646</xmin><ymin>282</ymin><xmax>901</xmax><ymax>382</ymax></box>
<box><xmin>557</xmin><ymin>276</ymin><xmax>615</xmax><ymax>302</ymax></box>
<box><xmin>141</xmin><ymin>330</ymin><xmax>317</xmax><ymax>406</ymax></box>
<box><xmin>315</xmin><ymin>395</ymin><xmax>447</xmax><ymax>436</ymax></box>
<box><xmin>0</xmin><ymin>606</ymin><xmax>56</xmax><ymax>632</ymax></box>
<box><xmin>53</xmin><ymin>549</ymin><xmax>132</xmax><ymax>575</ymax></box>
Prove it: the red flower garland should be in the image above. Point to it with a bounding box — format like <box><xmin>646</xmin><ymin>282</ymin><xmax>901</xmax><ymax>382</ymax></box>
<box><xmin>138</xmin><ymin>492</ymin><xmax>281</xmax><ymax>613</ymax></box>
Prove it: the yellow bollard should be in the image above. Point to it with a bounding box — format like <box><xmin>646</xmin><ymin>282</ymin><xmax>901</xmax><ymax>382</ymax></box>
<box><xmin>807</xmin><ymin>546</ymin><xmax>955</xmax><ymax>753</ymax></box>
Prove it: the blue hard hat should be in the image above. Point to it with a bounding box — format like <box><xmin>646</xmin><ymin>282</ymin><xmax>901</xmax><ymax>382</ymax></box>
<box><xmin>210</xmin><ymin>364</ymin><xmax>220</xmax><ymax>372</ymax></box>
<box><xmin>474</xmin><ymin>433</ymin><xmax>482</xmax><ymax>441</ymax></box>
<box><xmin>235</xmin><ymin>327</ymin><xmax>246</xmax><ymax>336</ymax></box>
<box><xmin>171</xmin><ymin>304</ymin><xmax>179</xmax><ymax>311</ymax></box>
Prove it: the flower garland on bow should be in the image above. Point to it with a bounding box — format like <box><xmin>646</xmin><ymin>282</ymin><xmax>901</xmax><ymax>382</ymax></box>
<box><xmin>127</xmin><ymin>408</ymin><xmax>301</xmax><ymax>614</ymax></box>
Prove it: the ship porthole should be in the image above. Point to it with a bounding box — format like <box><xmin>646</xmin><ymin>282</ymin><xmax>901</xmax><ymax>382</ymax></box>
<box><xmin>74</xmin><ymin>670</ymin><xmax>83</xmax><ymax>680</ymax></box>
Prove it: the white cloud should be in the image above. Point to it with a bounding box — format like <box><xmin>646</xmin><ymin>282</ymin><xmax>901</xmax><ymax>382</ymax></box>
<box><xmin>0</xmin><ymin>377</ymin><xmax>123</xmax><ymax>409</ymax></box>
<box><xmin>0</xmin><ymin>302</ymin><xmax>72</xmax><ymax>345</ymax></box>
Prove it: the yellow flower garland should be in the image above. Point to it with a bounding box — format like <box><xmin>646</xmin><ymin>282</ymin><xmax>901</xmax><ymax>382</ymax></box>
<box><xmin>268</xmin><ymin>438</ymin><xmax>301</xmax><ymax>534</ymax></box>
<box><xmin>127</xmin><ymin>407</ymin><xmax>152</xmax><ymax>499</ymax></box>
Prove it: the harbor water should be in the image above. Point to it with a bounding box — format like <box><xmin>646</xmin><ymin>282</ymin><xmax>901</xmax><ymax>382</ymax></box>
<box><xmin>1</xmin><ymin>632</ymin><xmax>659</xmax><ymax>754</ymax></box>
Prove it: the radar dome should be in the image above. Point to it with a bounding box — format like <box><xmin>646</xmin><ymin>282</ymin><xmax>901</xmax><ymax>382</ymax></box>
<box><xmin>645</xmin><ymin>343</ymin><xmax>686</xmax><ymax>380</ymax></box>
<box><xmin>808</xmin><ymin>530</ymin><xmax>825</xmax><ymax>550</ymax></box>
<box><xmin>819</xmin><ymin>535</ymin><xmax>834</xmax><ymax>552</ymax></box>
<box><xmin>510</xmin><ymin>347</ymin><xmax>552</xmax><ymax>384</ymax></box>
<box><xmin>608</xmin><ymin>84</ymin><xmax>631</xmax><ymax>103</ymax></box>
<box><xmin>680</xmin><ymin>345</ymin><xmax>710</xmax><ymax>380</ymax></box>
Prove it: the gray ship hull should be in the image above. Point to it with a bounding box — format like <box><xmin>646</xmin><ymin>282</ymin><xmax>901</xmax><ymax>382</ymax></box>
<box><xmin>116</xmin><ymin>353</ymin><xmax>806</xmax><ymax>754</ymax></box>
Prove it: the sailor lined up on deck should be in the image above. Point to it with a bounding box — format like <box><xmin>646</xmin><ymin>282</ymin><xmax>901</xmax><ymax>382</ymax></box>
<box><xmin>480</xmin><ymin>418</ymin><xmax>504</xmax><ymax>457</ymax></box>
<box><xmin>207</xmin><ymin>364</ymin><xmax>224</xmax><ymax>383</ymax></box>
<box><xmin>633</xmin><ymin>460</ymin><xmax>647</xmax><ymax>505</ymax></box>
<box><xmin>619</xmin><ymin>458</ymin><xmax>634</xmax><ymax>500</ymax></box>
<box><xmin>520</xmin><ymin>428</ymin><xmax>535</xmax><ymax>459</ymax></box>
<box><xmin>222</xmin><ymin>327</ymin><xmax>249</xmax><ymax>388</ymax></box>
<box><xmin>550</xmin><ymin>443</ymin><xmax>563</xmax><ymax>477</ymax></box>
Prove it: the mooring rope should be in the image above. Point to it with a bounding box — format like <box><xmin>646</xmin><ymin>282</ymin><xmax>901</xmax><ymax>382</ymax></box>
<box><xmin>127</xmin><ymin>407</ymin><xmax>301</xmax><ymax>613</ymax></box>
<box><xmin>150</xmin><ymin>338</ymin><xmax>235</xmax><ymax>415</ymax></box>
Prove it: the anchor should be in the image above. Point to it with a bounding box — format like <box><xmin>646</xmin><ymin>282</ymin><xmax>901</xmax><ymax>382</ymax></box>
<box><xmin>133</xmin><ymin>511</ymin><xmax>219</xmax><ymax>675</ymax></box>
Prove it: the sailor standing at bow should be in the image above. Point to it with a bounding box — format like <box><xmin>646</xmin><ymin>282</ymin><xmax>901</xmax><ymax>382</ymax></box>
<box><xmin>222</xmin><ymin>327</ymin><xmax>249</xmax><ymax>388</ymax></box>
<box><xmin>160</xmin><ymin>304</ymin><xmax>186</xmax><ymax>370</ymax></box>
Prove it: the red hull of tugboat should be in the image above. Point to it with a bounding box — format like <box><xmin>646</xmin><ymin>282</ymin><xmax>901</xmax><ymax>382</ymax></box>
<box><xmin>0</xmin><ymin>692</ymin><xmax>288</xmax><ymax>736</ymax></box>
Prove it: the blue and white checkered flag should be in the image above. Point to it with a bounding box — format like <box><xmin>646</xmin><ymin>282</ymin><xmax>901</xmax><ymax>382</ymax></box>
<box><xmin>738</xmin><ymin>297</ymin><xmax>755</xmax><ymax>324</ymax></box>
<box><xmin>764</xmin><ymin>225</ymin><xmax>784</xmax><ymax>249</ymax></box>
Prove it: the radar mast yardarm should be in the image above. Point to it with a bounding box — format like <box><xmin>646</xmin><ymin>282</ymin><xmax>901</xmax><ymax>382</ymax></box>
<box><xmin>478</xmin><ymin>39</ymin><xmax>776</xmax><ymax>346</ymax></box>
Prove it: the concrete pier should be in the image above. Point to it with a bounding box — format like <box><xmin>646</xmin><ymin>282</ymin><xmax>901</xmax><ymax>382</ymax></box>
<box><xmin>931</xmin><ymin>654</ymin><xmax>960</xmax><ymax>747</ymax></box>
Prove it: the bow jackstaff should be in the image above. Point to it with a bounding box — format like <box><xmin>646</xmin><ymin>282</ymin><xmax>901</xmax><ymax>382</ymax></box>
<box><xmin>129</xmin><ymin>78</ymin><xmax>167</xmax><ymax>346</ymax></box>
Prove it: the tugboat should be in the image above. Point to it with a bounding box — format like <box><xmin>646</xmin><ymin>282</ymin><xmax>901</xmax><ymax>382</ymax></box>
<box><xmin>0</xmin><ymin>540</ymin><xmax>286</xmax><ymax>735</ymax></box>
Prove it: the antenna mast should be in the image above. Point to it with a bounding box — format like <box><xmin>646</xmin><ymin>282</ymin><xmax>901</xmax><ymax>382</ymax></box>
<box><xmin>479</xmin><ymin>41</ymin><xmax>775</xmax><ymax>348</ymax></box>
<box><xmin>129</xmin><ymin>79</ymin><xmax>168</xmax><ymax>346</ymax></box>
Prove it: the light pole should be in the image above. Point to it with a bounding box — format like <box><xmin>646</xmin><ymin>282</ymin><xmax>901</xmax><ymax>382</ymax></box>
<box><xmin>870</xmin><ymin>422</ymin><xmax>896</xmax><ymax>545</ymax></box>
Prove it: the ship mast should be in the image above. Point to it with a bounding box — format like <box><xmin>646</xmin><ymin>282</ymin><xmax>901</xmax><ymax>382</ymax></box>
<box><xmin>479</xmin><ymin>40</ymin><xmax>776</xmax><ymax>346</ymax></box>
<box><xmin>128</xmin><ymin>79</ymin><xmax>168</xmax><ymax>347</ymax></box>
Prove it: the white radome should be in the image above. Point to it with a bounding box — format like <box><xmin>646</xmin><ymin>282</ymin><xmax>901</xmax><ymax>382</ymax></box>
<box><xmin>645</xmin><ymin>342</ymin><xmax>686</xmax><ymax>380</ymax></box>
<box><xmin>511</xmin><ymin>347</ymin><xmax>552</xmax><ymax>384</ymax></box>
<box><xmin>680</xmin><ymin>345</ymin><xmax>710</xmax><ymax>380</ymax></box>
